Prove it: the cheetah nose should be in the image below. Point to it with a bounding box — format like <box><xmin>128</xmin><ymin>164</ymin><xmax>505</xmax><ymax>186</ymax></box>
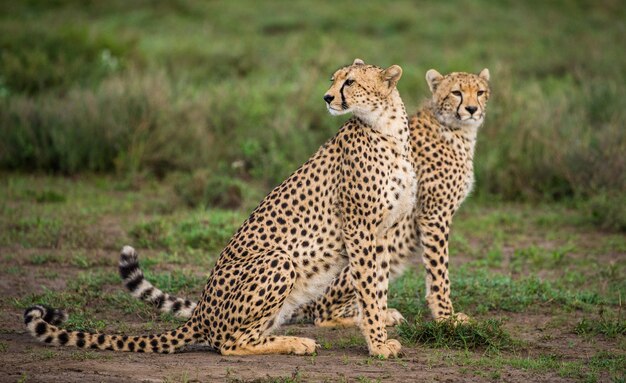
<box><xmin>465</xmin><ymin>106</ymin><xmax>478</xmax><ymax>115</ymax></box>
<box><xmin>323</xmin><ymin>94</ymin><xmax>335</xmax><ymax>104</ymax></box>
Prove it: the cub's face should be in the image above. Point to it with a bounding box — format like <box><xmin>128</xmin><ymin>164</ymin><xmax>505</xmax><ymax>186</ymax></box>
<box><xmin>324</xmin><ymin>58</ymin><xmax>402</xmax><ymax>117</ymax></box>
<box><xmin>426</xmin><ymin>69</ymin><xmax>491</xmax><ymax>129</ymax></box>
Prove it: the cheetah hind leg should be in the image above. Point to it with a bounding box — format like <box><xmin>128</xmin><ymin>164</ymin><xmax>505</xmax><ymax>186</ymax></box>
<box><xmin>216</xmin><ymin>249</ymin><xmax>317</xmax><ymax>356</ymax></box>
<box><xmin>315</xmin><ymin>300</ymin><xmax>405</xmax><ymax>328</ymax></box>
<box><xmin>221</xmin><ymin>335</ymin><xmax>318</xmax><ymax>356</ymax></box>
<box><xmin>306</xmin><ymin>265</ymin><xmax>405</xmax><ymax>328</ymax></box>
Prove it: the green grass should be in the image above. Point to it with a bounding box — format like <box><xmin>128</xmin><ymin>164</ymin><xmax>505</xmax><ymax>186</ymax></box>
<box><xmin>451</xmin><ymin>351</ymin><xmax>626</xmax><ymax>383</ymax></box>
<box><xmin>453</xmin><ymin>268</ymin><xmax>611</xmax><ymax>313</ymax></box>
<box><xmin>397</xmin><ymin>318</ymin><xmax>517</xmax><ymax>353</ymax></box>
<box><xmin>389</xmin><ymin>265</ymin><xmax>620</xmax><ymax>319</ymax></box>
<box><xmin>0</xmin><ymin>1</ymin><xmax>624</xmax><ymax>230</ymax></box>
<box><xmin>1</xmin><ymin>173</ymin><xmax>623</xmax><ymax>381</ymax></box>
<box><xmin>10</xmin><ymin>268</ymin><xmax>190</xmax><ymax>331</ymax></box>
<box><xmin>575</xmin><ymin>315</ymin><xmax>626</xmax><ymax>338</ymax></box>
<box><xmin>142</xmin><ymin>270</ymin><xmax>205</xmax><ymax>294</ymax></box>
<box><xmin>317</xmin><ymin>334</ymin><xmax>367</xmax><ymax>351</ymax></box>
<box><xmin>29</xmin><ymin>253</ymin><xmax>61</xmax><ymax>265</ymax></box>
<box><xmin>0</xmin><ymin>173</ymin><xmax>180</xmax><ymax>249</ymax></box>
<box><xmin>130</xmin><ymin>210</ymin><xmax>245</xmax><ymax>255</ymax></box>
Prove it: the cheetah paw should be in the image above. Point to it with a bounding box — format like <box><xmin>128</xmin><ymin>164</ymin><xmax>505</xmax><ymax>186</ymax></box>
<box><xmin>291</xmin><ymin>337</ymin><xmax>319</xmax><ymax>355</ymax></box>
<box><xmin>385</xmin><ymin>309</ymin><xmax>406</xmax><ymax>327</ymax></box>
<box><xmin>435</xmin><ymin>312</ymin><xmax>471</xmax><ymax>325</ymax></box>
<box><xmin>369</xmin><ymin>339</ymin><xmax>402</xmax><ymax>359</ymax></box>
<box><xmin>452</xmin><ymin>312</ymin><xmax>470</xmax><ymax>324</ymax></box>
<box><xmin>314</xmin><ymin>316</ymin><xmax>357</xmax><ymax>328</ymax></box>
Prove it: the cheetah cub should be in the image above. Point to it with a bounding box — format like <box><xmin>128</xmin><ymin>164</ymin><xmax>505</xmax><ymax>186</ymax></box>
<box><xmin>24</xmin><ymin>59</ymin><xmax>416</xmax><ymax>358</ymax></box>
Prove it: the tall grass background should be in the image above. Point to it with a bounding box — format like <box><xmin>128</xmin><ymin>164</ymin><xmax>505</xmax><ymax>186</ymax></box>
<box><xmin>1</xmin><ymin>0</ymin><xmax>624</xmax><ymax>229</ymax></box>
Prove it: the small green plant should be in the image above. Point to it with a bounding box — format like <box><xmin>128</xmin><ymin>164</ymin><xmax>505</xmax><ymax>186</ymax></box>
<box><xmin>29</xmin><ymin>253</ymin><xmax>58</xmax><ymax>265</ymax></box>
<box><xmin>70</xmin><ymin>254</ymin><xmax>92</xmax><ymax>268</ymax></box>
<box><xmin>397</xmin><ymin>318</ymin><xmax>517</xmax><ymax>353</ymax></box>
<box><xmin>333</xmin><ymin>334</ymin><xmax>366</xmax><ymax>349</ymax></box>
<box><xmin>63</xmin><ymin>312</ymin><xmax>108</xmax><ymax>333</ymax></box>
<box><xmin>574</xmin><ymin>316</ymin><xmax>626</xmax><ymax>338</ymax></box>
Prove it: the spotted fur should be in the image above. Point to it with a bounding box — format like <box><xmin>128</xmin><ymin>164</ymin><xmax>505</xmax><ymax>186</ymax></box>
<box><xmin>25</xmin><ymin>59</ymin><xmax>415</xmax><ymax>358</ymax></box>
<box><xmin>24</xmin><ymin>304</ymin><xmax>200</xmax><ymax>353</ymax></box>
<box><xmin>119</xmin><ymin>246</ymin><xmax>195</xmax><ymax>318</ymax></box>
<box><xmin>123</xmin><ymin>69</ymin><xmax>491</xmax><ymax>328</ymax></box>
<box><xmin>293</xmin><ymin>69</ymin><xmax>492</xmax><ymax>325</ymax></box>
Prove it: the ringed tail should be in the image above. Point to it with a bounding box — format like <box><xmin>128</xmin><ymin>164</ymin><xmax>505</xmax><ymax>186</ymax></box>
<box><xmin>119</xmin><ymin>245</ymin><xmax>196</xmax><ymax>318</ymax></box>
<box><xmin>24</xmin><ymin>305</ymin><xmax>203</xmax><ymax>353</ymax></box>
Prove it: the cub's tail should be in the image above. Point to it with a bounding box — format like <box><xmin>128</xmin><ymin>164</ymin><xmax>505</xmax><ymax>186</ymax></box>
<box><xmin>119</xmin><ymin>245</ymin><xmax>196</xmax><ymax>318</ymax></box>
<box><xmin>24</xmin><ymin>305</ymin><xmax>203</xmax><ymax>353</ymax></box>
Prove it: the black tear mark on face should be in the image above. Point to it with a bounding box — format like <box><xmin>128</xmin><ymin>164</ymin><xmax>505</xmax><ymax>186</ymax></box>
<box><xmin>454</xmin><ymin>91</ymin><xmax>463</xmax><ymax>120</ymax></box>
<box><xmin>340</xmin><ymin>81</ymin><xmax>349</xmax><ymax>110</ymax></box>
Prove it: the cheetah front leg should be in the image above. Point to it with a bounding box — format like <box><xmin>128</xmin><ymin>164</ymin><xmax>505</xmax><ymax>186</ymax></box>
<box><xmin>418</xmin><ymin>214</ymin><xmax>469</xmax><ymax>323</ymax></box>
<box><xmin>343</xmin><ymin>226</ymin><xmax>401</xmax><ymax>358</ymax></box>
<box><xmin>374</xmin><ymin>233</ymin><xmax>407</xmax><ymax>327</ymax></box>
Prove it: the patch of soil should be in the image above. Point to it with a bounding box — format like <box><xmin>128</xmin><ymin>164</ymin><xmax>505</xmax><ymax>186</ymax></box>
<box><xmin>0</xmin><ymin>327</ymin><xmax>575</xmax><ymax>383</ymax></box>
<box><xmin>0</xmin><ymin>212</ymin><xmax>623</xmax><ymax>382</ymax></box>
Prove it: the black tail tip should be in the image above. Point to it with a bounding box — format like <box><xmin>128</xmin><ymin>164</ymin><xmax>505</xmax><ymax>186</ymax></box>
<box><xmin>24</xmin><ymin>305</ymin><xmax>67</xmax><ymax>325</ymax></box>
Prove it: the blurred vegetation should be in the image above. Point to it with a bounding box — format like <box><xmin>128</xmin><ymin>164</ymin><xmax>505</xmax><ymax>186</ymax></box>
<box><xmin>0</xmin><ymin>0</ymin><xmax>624</xmax><ymax>229</ymax></box>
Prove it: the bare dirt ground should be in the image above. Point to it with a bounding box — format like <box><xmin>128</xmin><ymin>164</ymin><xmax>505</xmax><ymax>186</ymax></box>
<box><xmin>0</xmin><ymin>245</ymin><xmax>619</xmax><ymax>383</ymax></box>
<box><xmin>0</xmin><ymin>324</ymin><xmax>583</xmax><ymax>383</ymax></box>
<box><xmin>0</xmin><ymin>178</ymin><xmax>623</xmax><ymax>382</ymax></box>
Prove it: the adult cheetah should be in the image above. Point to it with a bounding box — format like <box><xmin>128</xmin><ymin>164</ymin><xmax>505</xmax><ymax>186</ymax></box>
<box><xmin>296</xmin><ymin>68</ymin><xmax>492</xmax><ymax>325</ymax></box>
<box><xmin>120</xmin><ymin>68</ymin><xmax>491</xmax><ymax>327</ymax></box>
<box><xmin>24</xmin><ymin>59</ymin><xmax>416</xmax><ymax>358</ymax></box>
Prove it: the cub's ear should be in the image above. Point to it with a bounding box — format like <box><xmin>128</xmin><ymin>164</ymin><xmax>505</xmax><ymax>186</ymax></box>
<box><xmin>381</xmin><ymin>65</ymin><xmax>403</xmax><ymax>91</ymax></box>
<box><xmin>352</xmin><ymin>58</ymin><xmax>365</xmax><ymax>65</ymax></box>
<box><xmin>478</xmin><ymin>68</ymin><xmax>490</xmax><ymax>82</ymax></box>
<box><xmin>425</xmin><ymin>69</ymin><xmax>443</xmax><ymax>93</ymax></box>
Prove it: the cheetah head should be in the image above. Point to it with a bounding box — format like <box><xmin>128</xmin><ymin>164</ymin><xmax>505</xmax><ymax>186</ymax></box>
<box><xmin>323</xmin><ymin>58</ymin><xmax>403</xmax><ymax>117</ymax></box>
<box><xmin>426</xmin><ymin>69</ymin><xmax>491</xmax><ymax>129</ymax></box>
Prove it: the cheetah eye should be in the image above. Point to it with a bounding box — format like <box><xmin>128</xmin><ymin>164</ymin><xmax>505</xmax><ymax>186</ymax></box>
<box><xmin>344</xmin><ymin>79</ymin><xmax>355</xmax><ymax>86</ymax></box>
<box><xmin>477</xmin><ymin>90</ymin><xmax>485</xmax><ymax>96</ymax></box>
<box><xmin>452</xmin><ymin>90</ymin><xmax>462</xmax><ymax>97</ymax></box>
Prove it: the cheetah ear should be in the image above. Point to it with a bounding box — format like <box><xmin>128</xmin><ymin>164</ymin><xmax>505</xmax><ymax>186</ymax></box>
<box><xmin>352</xmin><ymin>58</ymin><xmax>365</xmax><ymax>65</ymax></box>
<box><xmin>425</xmin><ymin>69</ymin><xmax>443</xmax><ymax>93</ymax></box>
<box><xmin>381</xmin><ymin>65</ymin><xmax>402</xmax><ymax>93</ymax></box>
<box><xmin>478</xmin><ymin>68</ymin><xmax>490</xmax><ymax>82</ymax></box>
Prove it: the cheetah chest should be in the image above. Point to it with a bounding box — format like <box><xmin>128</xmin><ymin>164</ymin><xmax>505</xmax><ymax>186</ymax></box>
<box><xmin>381</xmin><ymin>155</ymin><xmax>417</xmax><ymax>233</ymax></box>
